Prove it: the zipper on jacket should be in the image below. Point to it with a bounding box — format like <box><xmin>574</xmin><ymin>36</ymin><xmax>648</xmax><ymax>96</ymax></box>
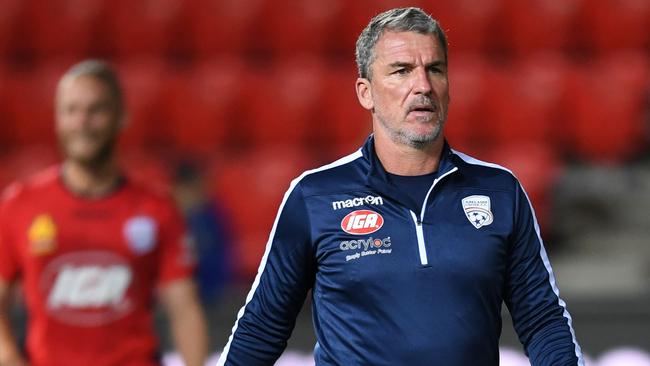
<box><xmin>410</xmin><ymin>211</ymin><xmax>428</xmax><ymax>265</ymax></box>
<box><xmin>410</xmin><ymin>167</ymin><xmax>458</xmax><ymax>266</ymax></box>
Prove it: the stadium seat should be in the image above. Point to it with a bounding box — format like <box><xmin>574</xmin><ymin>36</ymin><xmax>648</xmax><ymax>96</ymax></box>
<box><xmin>578</xmin><ymin>0</ymin><xmax>650</xmax><ymax>52</ymax></box>
<box><xmin>0</xmin><ymin>145</ymin><xmax>60</xmax><ymax>190</ymax></box>
<box><xmin>501</xmin><ymin>0</ymin><xmax>582</xmax><ymax>55</ymax></box>
<box><xmin>210</xmin><ymin>146</ymin><xmax>314</xmax><ymax>278</ymax></box>
<box><xmin>482</xmin><ymin>53</ymin><xmax>570</xmax><ymax>149</ymax></box>
<box><xmin>161</xmin><ymin>58</ymin><xmax>246</xmax><ymax>154</ymax></box>
<box><xmin>445</xmin><ymin>54</ymin><xmax>489</xmax><ymax>152</ymax></box>
<box><xmin>100</xmin><ymin>0</ymin><xmax>184</xmax><ymax>58</ymax></box>
<box><xmin>245</xmin><ymin>58</ymin><xmax>326</xmax><ymax>147</ymax></box>
<box><xmin>258</xmin><ymin>0</ymin><xmax>342</xmax><ymax>56</ymax></box>
<box><xmin>320</xmin><ymin>64</ymin><xmax>372</xmax><ymax>157</ymax></box>
<box><xmin>565</xmin><ymin>53</ymin><xmax>649</xmax><ymax>164</ymax></box>
<box><xmin>180</xmin><ymin>0</ymin><xmax>264</xmax><ymax>56</ymax></box>
<box><xmin>115</xmin><ymin>59</ymin><xmax>168</xmax><ymax>149</ymax></box>
<box><xmin>118</xmin><ymin>148</ymin><xmax>172</xmax><ymax>191</ymax></box>
<box><xmin>0</xmin><ymin>66</ymin><xmax>11</xmax><ymax>146</ymax></box>
<box><xmin>425</xmin><ymin>0</ymin><xmax>504</xmax><ymax>53</ymax></box>
<box><xmin>1</xmin><ymin>62</ymin><xmax>69</xmax><ymax>147</ymax></box>
<box><xmin>0</xmin><ymin>0</ymin><xmax>24</xmax><ymax>58</ymax></box>
<box><xmin>21</xmin><ymin>0</ymin><xmax>105</xmax><ymax>59</ymax></box>
<box><xmin>335</xmin><ymin>0</ymin><xmax>424</xmax><ymax>55</ymax></box>
<box><xmin>485</xmin><ymin>141</ymin><xmax>562</xmax><ymax>228</ymax></box>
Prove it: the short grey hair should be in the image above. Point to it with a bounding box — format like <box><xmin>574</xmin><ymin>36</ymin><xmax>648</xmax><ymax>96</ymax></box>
<box><xmin>60</xmin><ymin>59</ymin><xmax>125</xmax><ymax>116</ymax></box>
<box><xmin>355</xmin><ymin>7</ymin><xmax>448</xmax><ymax>80</ymax></box>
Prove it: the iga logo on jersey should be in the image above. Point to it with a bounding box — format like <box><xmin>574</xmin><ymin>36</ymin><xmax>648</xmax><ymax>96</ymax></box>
<box><xmin>48</xmin><ymin>264</ymin><xmax>132</xmax><ymax>309</ymax></box>
<box><xmin>341</xmin><ymin>209</ymin><xmax>384</xmax><ymax>235</ymax></box>
<box><xmin>40</xmin><ymin>251</ymin><xmax>134</xmax><ymax>326</ymax></box>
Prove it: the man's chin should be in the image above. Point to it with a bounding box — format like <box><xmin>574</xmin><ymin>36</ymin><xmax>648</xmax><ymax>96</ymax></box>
<box><xmin>64</xmin><ymin>148</ymin><xmax>113</xmax><ymax>167</ymax></box>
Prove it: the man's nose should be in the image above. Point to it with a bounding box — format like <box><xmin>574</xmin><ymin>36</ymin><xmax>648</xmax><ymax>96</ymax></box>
<box><xmin>413</xmin><ymin>68</ymin><xmax>433</xmax><ymax>95</ymax></box>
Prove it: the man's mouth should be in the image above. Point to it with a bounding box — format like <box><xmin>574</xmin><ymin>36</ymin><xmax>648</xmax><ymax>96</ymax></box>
<box><xmin>409</xmin><ymin>105</ymin><xmax>437</xmax><ymax>114</ymax></box>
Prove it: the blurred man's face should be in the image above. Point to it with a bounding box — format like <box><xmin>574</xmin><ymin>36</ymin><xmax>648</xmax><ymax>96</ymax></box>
<box><xmin>358</xmin><ymin>31</ymin><xmax>449</xmax><ymax>148</ymax></box>
<box><xmin>55</xmin><ymin>75</ymin><xmax>122</xmax><ymax>166</ymax></box>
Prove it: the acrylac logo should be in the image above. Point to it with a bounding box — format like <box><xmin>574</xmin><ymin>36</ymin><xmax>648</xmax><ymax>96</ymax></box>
<box><xmin>341</xmin><ymin>209</ymin><xmax>384</xmax><ymax>235</ymax></box>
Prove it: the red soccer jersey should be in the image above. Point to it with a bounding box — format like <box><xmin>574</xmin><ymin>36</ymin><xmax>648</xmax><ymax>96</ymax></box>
<box><xmin>0</xmin><ymin>166</ymin><xmax>195</xmax><ymax>366</ymax></box>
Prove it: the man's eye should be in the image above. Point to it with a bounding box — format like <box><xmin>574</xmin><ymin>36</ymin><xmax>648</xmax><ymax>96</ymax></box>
<box><xmin>393</xmin><ymin>68</ymin><xmax>408</xmax><ymax>75</ymax></box>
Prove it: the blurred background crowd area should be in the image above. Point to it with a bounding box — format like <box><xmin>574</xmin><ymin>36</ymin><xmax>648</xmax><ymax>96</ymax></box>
<box><xmin>1</xmin><ymin>0</ymin><xmax>649</xmax><ymax>361</ymax></box>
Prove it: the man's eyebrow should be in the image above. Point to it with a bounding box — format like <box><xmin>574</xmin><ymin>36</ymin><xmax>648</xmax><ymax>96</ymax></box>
<box><xmin>388</xmin><ymin>62</ymin><xmax>414</xmax><ymax>69</ymax></box>
<box><xmin>388</xmin><ymin>60</ymin><xmax>447</xmax><ymax>68</ymax></box>
<box><xmin>426</xmin><ymin>60</ymin><xmax>447</xmax><ymax>68</ymax></box>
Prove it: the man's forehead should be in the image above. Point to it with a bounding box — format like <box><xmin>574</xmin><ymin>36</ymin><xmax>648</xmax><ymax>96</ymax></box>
<box><xmin>375</xmin><ymin>31</ymin><xmax>443</xmax><ymax>63</ymax></box>
<box><xmin>57</xmin><ymin>75</ymin><xmax>109</xmax><ymax>99</ymax></box>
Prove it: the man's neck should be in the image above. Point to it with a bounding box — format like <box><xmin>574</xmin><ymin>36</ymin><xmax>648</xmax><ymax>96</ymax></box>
<box><xmin>373</xmin><ymin>128</ymin><xmax>444</xmax><ymax>176</ymax></box>
<box><xmin>61</xmin><ymin>159</ymin><xmax>122</xmax><ymax>198</ymax></box>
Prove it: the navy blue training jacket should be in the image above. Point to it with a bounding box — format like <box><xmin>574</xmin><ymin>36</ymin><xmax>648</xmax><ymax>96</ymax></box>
<box><xmin>218</xmin><ymin>136</ymin><xmax>583</xmax><ymax>366</ymax></box>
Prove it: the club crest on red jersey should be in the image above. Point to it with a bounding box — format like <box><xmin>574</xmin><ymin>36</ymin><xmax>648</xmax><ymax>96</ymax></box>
<box><xmin>341</xmin><ymin>209</ymin><xmax>384</xmax><ymax>235</ymax></box>
<box><xmin>28</xmin><ymin>214</ymin><xmax>57</xmax><ymax>255</ymax></box>
<box><xmin>123</xmin><ymin>216</ymin><xmax>158</xmax><ymax>255</ymax></box>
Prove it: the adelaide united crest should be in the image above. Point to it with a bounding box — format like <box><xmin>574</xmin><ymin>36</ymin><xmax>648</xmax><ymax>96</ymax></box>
<box><xmin>461</xmin><ymin>195</ymin><xmax>493</xmax><ymax>229</ymax></box>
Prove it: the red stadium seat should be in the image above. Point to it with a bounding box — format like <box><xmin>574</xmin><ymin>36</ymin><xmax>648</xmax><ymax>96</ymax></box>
<box><xmin>320</xmin><ymin>64</ymin><xmax>372</xmax><ymax>157</ymax></box>
<box><xmin>100</xmin><ymin>0</ymin><xmax>184</xmax><ymax>57</ymax></box>
<box><xmin>259</xmin><ymin>0</ymin><xmax>343</xmax><ymax>56</ymax></box>
<box><xmin>2</xmin><ymin>62</ymin><xmax>70</xmax><ymax>147</ymax></box>
<box><xmin>118</xmin><ymin>149</ymin><xmax>172</xmax><ymax>192</ymax></box>
<box><xmin>0</xmin><ymin>145</ymin><xmax>60</xmax><ymax>191</ymax></box>
<box><xmin>161</xmin><ymin>58</ymin><xmax>246</xmax><ymax>154</ymax></box>
<box><xmin>482</xmin><ymin>53</ymin><xmax>570</xmax><ymax>149</ymax></box>
<box><xmin>0</xmin><ymin>65</ymin><xmax>11</xmax><ymax>147</ymax></box>
<box><xmin>335</xmin><ymin>0</ymin><xmax>425</xmax><ymax>55</ymax></box>
<box><xmin>245</xmin><ymin>58</ymin><xmax>326</xmax><ymax>148</ymax></box>
<box><xmin>210</xmin><ymin>146</ymin><xmax>314</xmax><ymax>278</ymax></box>
<box><xmin>485</xmin><ymin>142</ymin><xmax>562</xmax><ymax>228</ymax></box>
<box><xmin>21</xmin><ymin>0</ymin><xmax>105</xmax><ymax>59</ymax></box>
<box><xmin>115</xmin><ymin>59</ymin><xmax>168</xmax><ymax>149</ymax></box>
<box><xmin>425</xmin><ymin>0</ymin><xmax>504</xmax><ymax>53</ymax></box>
<box><xmin>578</xmin><ymin>0</ymin><xmax>650</xmax><ymax>52</ymax></box>
<box><xmin>501</xmin><ymin>0</ymin><xmax>582</xmax><ymax>55</ymax></box>
<box><xmin>445</xmin><ymin>54</ymin><xmax>489</xmax><ymax>152</ymax></box>
<box><xmin>0</xmin><ymin>0</ymin><xmax>24</xmax><ymax>58</ymax></box>
<box><xmin>565</xmin><ymin>53</ymin><xmax>650</xmax><ymax>164</ymax></box>
<box><xmin>180</xmin><ymin>0</ymin><xmax>264</xmax><ymax>56</ymax></box>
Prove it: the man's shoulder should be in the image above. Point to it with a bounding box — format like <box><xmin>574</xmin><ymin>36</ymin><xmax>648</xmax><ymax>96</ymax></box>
<box><xmin>1</xmin><ymin>166</ymin><xmax>60</xmax><ymax>206</ymax></box>
<box><xmin>123</xmin><ymin>175</ymin><xmax>178</xmax><ymax>210</ymax></box>
<box><xmin>293</xmin><ymin>150</ymin><xmax>366</xmax><ymax>197</ymax></box>
<box><xmin>450</xmin><ymin>149</ymin><xmax>519</xmax><ymax>190</ymax></box>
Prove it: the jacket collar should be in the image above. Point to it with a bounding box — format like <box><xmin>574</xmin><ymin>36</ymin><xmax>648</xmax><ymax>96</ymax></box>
<box><xmin>361</xmin><ymin>135</ymin><xmax>458</xmax><ymax>213</ymax></box>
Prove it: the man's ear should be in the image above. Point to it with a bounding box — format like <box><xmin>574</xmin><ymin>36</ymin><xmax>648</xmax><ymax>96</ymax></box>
<box><xmin>355</xmin><ymin>78</ymin><xmax>373</xmax><ymax>111</ymax></box>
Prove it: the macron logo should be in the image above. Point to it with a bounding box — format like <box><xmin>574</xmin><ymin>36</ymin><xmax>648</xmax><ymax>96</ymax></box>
<box><xmin>332</xmin><ymin>195</ymin><xmax>383</xmax><ymax>210</ymax></box>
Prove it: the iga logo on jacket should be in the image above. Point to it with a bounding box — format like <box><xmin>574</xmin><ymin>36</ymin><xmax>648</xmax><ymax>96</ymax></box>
<box><xmin>340</xmin><ymin>209</ymin><xmax>384</xmax><ymax>235</ymax></box>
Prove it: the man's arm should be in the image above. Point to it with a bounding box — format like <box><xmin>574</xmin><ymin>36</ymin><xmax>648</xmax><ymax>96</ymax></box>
<box><xmin>217</xmin><ymin>181</ymin><xmax>315</xmax><ymax>366</ymax></box>
<box><xmin>159</xmin><ymin>278</ymin><xmax>207</xmax><ymax>366</ymax></box>
<box><xmin>0</xmin><ymin>280</ymin><xmax>27</xmax><ymax>366</ymax></box>
<box><xmin>0</xmin><ymin>190</ymin><xmax>27</xmax><ymax>366</ymax></box>
<box><xmin>504</xmin><ymin>181</ymin><xmax>583</xmax><ymax>366</ymax></box>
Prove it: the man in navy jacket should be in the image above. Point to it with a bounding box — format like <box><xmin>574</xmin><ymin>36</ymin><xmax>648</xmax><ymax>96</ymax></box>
<box><xmin>218</xmin><ymin>7</ymin><xmax>583</xmax><ymax>366</ymax></box>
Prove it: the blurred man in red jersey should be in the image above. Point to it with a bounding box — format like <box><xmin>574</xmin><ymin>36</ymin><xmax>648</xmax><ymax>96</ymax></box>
<box><xmin>0</xmin><ymin>60</ymin><xmax>208</xmax><ymax>366</ymax></box>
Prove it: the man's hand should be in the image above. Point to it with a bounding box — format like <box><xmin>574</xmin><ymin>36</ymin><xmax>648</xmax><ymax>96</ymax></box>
<box><xmin>0</xmin><ymin>280</ymin><xmax>27</xmax><ymax>366</ymax></box>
